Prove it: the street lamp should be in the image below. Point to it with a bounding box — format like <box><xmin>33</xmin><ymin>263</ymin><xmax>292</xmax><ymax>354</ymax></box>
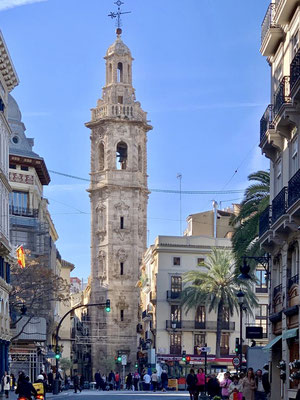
<box><xmin>236</xmin><ymin>289</ymin><xmax>245</xmax><ymax>372</ymax></box>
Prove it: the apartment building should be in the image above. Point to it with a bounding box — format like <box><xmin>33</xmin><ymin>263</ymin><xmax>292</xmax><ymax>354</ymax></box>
<box><xmin>259</xmin><ymin>1</ymin><xmax>300</xmax><ymax>399</ymax></box>
<box><xmin>0</xmin><ymin>30</ymin><xmax>19</xmax><ymax>380</ymax></box>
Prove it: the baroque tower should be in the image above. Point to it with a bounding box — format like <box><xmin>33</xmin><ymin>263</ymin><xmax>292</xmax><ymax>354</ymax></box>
<box><xmin>86</xmin><ymin>28</ymin><xmax>152</xmax><ymax>371</ymax></box>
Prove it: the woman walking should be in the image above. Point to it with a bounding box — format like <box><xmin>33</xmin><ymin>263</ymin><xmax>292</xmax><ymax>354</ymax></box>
<box><xmin>220</xmin><ymin>372</ymin><xmax>232</xmax><ymax>400</ymax></box>
<box><xmin>186</xmin><ymin>369</ymin><xmax>197</xmax><ymax>400</ymax></box>
<box><xmin>242</xmin><ymin>369</ymin><xmax>256</xmax><ymax>400</ymax></box>
<box><xmin>195</xmin><ymin>368</ymin><xmax>205</xmax><ymax>400</ymax></box>
<box><xmin>2</xmin><ymin>371</ymin><xmax>10</xmax><ymax>398</ymax></box>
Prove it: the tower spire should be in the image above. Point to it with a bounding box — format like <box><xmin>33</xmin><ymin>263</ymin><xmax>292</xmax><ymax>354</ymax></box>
<box><xmin>108</xmin><ymin>0</ymin><xmax>131</xmax><ymax>36</ymax></box>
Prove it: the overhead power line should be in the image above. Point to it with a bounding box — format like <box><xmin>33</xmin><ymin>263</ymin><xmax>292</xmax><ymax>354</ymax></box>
<box><xmin>48</xmin><ymin>169</ymin><xmax>245</xmax><ymax>195</ymax></box>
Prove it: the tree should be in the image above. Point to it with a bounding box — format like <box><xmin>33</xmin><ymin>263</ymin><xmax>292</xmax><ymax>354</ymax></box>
<box><xmin>10</xmin><ymin>253</ymin><xmax>70</xmax><ymax>342</ymax></box>
<box><xmin>180</xmin><ymin>248</ymin><xmax>256</xmax><ymax>358</ymax></box>
<box><xmin>230</xmin><ymin>170</ymin><xmax>270</xmax><ymax>268</ymax></box>
<box><xmin>59</xmin><ymin>358</ymin><xmax>73</xmax><ymax>372</ymax></box>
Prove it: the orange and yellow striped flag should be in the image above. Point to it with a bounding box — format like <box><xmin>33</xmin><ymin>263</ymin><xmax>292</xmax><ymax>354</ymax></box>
<box><xmin>16</xmin><ymin>246</ymin><xmax>25</xmax><ymax>268</ymax></box>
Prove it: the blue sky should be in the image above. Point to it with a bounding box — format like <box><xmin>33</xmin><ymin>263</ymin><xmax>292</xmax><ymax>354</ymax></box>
<box><xmin>2</xmin><ymin>0</ymin><xmax>270</xmax><ymax>280</ymax></box>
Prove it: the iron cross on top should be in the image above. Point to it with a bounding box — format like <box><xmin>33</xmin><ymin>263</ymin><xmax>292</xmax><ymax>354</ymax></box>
<box><xmin>108</xmin><ymin>0</ymin><xmax>131</xmax><ymax>31</ymax></box>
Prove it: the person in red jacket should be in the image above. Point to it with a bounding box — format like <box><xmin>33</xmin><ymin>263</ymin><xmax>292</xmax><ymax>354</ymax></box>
<box><xmin>195</xmin><ymin>368</ymin><xmax>205</xmax><ymax>399</ymax></box>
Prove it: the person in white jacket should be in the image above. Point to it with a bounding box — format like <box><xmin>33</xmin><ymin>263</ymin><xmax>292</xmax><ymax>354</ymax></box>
<box><xmin>1</xmin><ymin>371</ymin><xmax>10</xmax><ymax>399</ymax></box>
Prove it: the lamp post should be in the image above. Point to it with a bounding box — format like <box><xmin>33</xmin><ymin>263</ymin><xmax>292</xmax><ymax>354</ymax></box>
<box><xmin>236</xmin><ymin>289</ymin><xmax>245</xmax><ymax>372</ymax></box>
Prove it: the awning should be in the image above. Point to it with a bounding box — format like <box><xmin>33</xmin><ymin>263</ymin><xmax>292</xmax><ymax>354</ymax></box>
<box><xmin>263</xmin><ymin>335</ymin><xmax>282</xmax><ymax>351</ymax></box>
<box><xmin>283</xmin><ymin>328</ymin><xmax>298</xmax><ymax>340</ymax></box>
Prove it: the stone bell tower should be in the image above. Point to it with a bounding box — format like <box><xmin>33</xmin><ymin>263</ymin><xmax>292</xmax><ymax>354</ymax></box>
<box><xmin>86</xmin><ymin>27</ymin><xmax>152</xmax><ymax>373</ymax></box>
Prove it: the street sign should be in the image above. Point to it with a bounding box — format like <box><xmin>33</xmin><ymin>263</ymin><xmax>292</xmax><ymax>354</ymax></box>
<box><xmin>121</xmin><ymin>354</ymin><xmax>127</xmax><ymax>366</ymax></box>
<box><xmin>246</xmin><ymin>326</ymin><xmax>263</xmax><ymax>339</ymax></box>
<box><xmin>197</xmin><ymin>347</ymin><xmax>211</xmax><ymax>353</ymax></box>
<box><xmin>232</xmin><ymin>357</ymin><xmax>241</xmax><ymax>367</ymax></box>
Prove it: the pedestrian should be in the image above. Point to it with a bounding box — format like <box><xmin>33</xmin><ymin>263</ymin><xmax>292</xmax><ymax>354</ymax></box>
<box><xmin>143</xmin><ymin>371</ymin><xmax>151</xmax><ymax>391</ymax></box>
<box><xmin>133</xmin><ymin>370</ymin><xmax>140</xmax><ymax>391</ymax></box>
<box><xmin>161</xmin><ymin>369</ymin><xmax>168</xmax><ymax>392</ymax></box>
<box><xmin>151</xmin><ymin>370</ymin><xmax>158</xmax><ymax>392</ymax></box>
<box><xmin>10</xmin><ymin>373</ymin><xmax>15</xmax><ymax>391</ymax></box>
<box><xmin>241</xmin><ymin>369</ymin><xmax>256</xmax><ymax>400</ymax></box>
<box><xmin>115</xmin><ymin>371</ymin><xmax>120</xmax><ymax>390</ymax></box>
<box><xmin>79</xmin><ymin>374</ymin><xmax>84</xmax><ymax>391</ymax></box>
<box><xmin>126</xmin><ymin>373</ymin><xmax>133</xmax><ymax>390</ymax></box>
<box><xmin>95</xmin><ymin>370</ymin><xmax>101</xmax><ymax>390</ymax></box>
<box><xmin>229</xmin><ymin>375</ymin><xmax>242</xmax><ymax>400</ymax></box>
<box><xmin>186</xmin><ymin>368</ymin><xmax>197</xmax><ymax>400</ymax></box>
<box><xmin>47</xmin><ymin>370</ymin><xmax>53</xmax><ymax>392</ymax></box>
<box><xmin>207</xmin><ymin>373</ymin><xmax>221</xmax><ymax>398</ymax></box>
<box><xmin>108</xmin><ymin>370</ymin><xmax>115</xmax><ymax>390</ymax></box>
<box><xmin>220</xmin><ymin>372</ymin><xmax>232</xmax><ymax>400</ymax></box>
<box><xmin>73</xmin><ymin>373</ymin><xmax>81</xmax><ymax>393</ymax></box>
<box><xmin>195</xmin><ymin>368</ymin><xmax>206</xmax><ymax>399</ymax></box>
<box><xmin>255</xmin><ymin>369</ymin><xmax>269</xmax><ymax>400</ymax></box>
<box><xmin>2</xmin><ymin>371</ymin><xmax>10</xmax><ymax>398</ymax></box>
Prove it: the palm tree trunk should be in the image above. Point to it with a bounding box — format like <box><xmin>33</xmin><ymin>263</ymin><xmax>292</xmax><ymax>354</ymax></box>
<box><xmin>215</xmin><ymin>301</ymin><xmax>223</xmax><ymax>358</ymax></box>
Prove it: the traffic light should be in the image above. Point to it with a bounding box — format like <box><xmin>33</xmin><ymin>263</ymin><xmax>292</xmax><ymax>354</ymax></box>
<box><xmin>55</xmin><ymin>351</ymin><xmax>61</xmax><ymax>360</ymax></box>
<box><xmin>117</xmin><ymin>356</ymin><xmax>122</xmax><ymax>363</ymax></box>
<box><xmin>105</xmin><ymin>299</ymin><xmax>111</xmax><ymax>312</ymax></box>
<box><xmin>186</xmin><ymin>356</ymin><xmax>191</xmax><ymax>364</ymax></box>
<box><xmin>135</xmin><ymin>362</ymin><xmax>138</xmax><ymax>368</ymax></box>
<box><xmin>181</xmin><ymin>350</ymin><xmax>186</xmax><ymax>362</ymax></box>
<box><xmin>235</xmin><ymin>338</ymin><xmax>240</xmax><ymax>354</ymax></box>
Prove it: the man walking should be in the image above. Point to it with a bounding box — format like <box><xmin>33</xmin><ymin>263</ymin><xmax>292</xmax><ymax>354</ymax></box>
<box><xmin>255</xmin><ymin>369</ymin><xmax>270</xmax><ymax>400</ymax></box>
<box><xmin>73</xmin><ymin>373</ymin><xmax>81</xmax><ymax>393</ymax></box>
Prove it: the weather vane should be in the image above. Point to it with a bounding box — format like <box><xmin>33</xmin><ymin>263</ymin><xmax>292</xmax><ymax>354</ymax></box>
<box><xmin>108</xmin><ymin>1</ymin><xmax>131</xmax><ymax>33</ymax></box>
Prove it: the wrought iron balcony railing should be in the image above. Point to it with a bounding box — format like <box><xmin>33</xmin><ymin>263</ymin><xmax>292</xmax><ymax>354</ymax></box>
<box><xmin>166</xmin><ymin>290</ymin><xmax>181</xmax><ymax>300</ymax></box>
<box><xmin>166</xmin><ymin>320</ymin><xmax>182</xmax><ymax>329</ymax></box>
<box><xmin>259</xmin><ymin>206</ymin><xmax>272</xmax><ymax>237</ymax></box>
<box><xmin>261</xmin><ymin>3</ymin><xmax>280</xmax><ymax>44</ymax></box>
<box><xmin>290</xmin><ymin>49</ymin><xmax>300</xmax><ymax>92</ymax></box>
<box><xmin>272</xmin><ymin>187</ymin><xmax>288</xmax><ymax>224</ymax></box>
<box><xmin>166</xmin><ymin>320</ymin><xmax>235</xmax><ymax>331</ymax></box>
<box><xmin>9</xmin><ymin>206</ymin><xmax>39</xmax><ymax>218</ymax></box>
<box><xmin>273</xmin><ymin>283</ymin><xmax>282</xmax><ymax>298</ymax></box>
<box><xmin>288</xmin><ymin>274</ymin><xmax>299</xmax><ymax>290</ymax></box>
<box><xmin>274</xmin><ymin>76</ymin><xmax>291</xmax><ymax>116</ymax></box>
<box><xmin>260</xmin><ymin>105</ymin><xmax>274</xmax><ymax>143</ymax></box>
<box><xmin>288</xmin><ymin>169</ymin><xmax>300</xmax><ymax>208</ymax></box>
<box><xmin>170</xmin><ymin>345</ymin><xmax>182</xmax><ymax>355</ymax></box>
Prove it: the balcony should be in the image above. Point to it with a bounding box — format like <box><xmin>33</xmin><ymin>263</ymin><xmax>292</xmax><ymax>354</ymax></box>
<box><xmin>273</xmin><ymin>283</ymin><xmax>283</xmax><ymax>314</ymax></box>
<box><xmin>259</xmin><ymin>206</ymin><xmax>272</xmax><ymax>237</ymax></box>
<box><xmin>272</xmin><ymin>187</ymin><xmax>288</xmax><ymax>224</ymax></box>
<box><xmin>275</xmin><ymin>0</ymin><xmax>300</xmax><ymax>24</ymax></box>
<box><xmin>170</xmin><ymin>345</ymin><xmax>181</xmax><ymax>355</ymax></box>
<box><xmin>290</xmin><ymin>49</ymin><xmax>300</xmax><ymax>97</ymax></box>
<box><xmin>260</xmin><ymin>3</ymin><xmax>283</xmax><ymax>56</ymax></box>
<box><xmin>260</xmin><ymin>105</ymin><xmax>275</xmax><ymax>144</ymax></box>
<box><xmin>150</xmin><ymin>291</ymin><xmax>157</xmax><ymax>304</ymax></box>
<box><xmin>288</xmin><ymin>274</ymin><xmax>299</xmax><ymax>306</ymax></box>
<box><xmin>274</xmin><ymin>76</ymin><xmax>291</xmax><ymax>118</ymax></box>
<box><xmin>166</xmin><ymin>320</ymin><xmax>235</xmax><ymax>331</ymax></box>
<box><xmin>142</xmin><ymin>310</ymin><xmax>151</xmax><ymax>321</ymax></box>
<box><xmin>288</xmin><ymin>169</ymin><xmax>300</xmax><ymax>210</ymax></box>
<box><xmin>9</xmin><ymin>206</ymin><xmax>38</xmax><ymax>218</ymax></box>
<box><xmin>166</xmin><ymin>290</ymin><xmax>181</xmax><ymax>302</ymax></box>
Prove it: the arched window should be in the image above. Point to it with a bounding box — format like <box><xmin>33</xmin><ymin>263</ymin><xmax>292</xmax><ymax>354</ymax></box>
<box><xmin>128</xmin><ymin>64</ymin><xmax>131</xmax><ymax>83</ymax></box>
<box><xmin>109</xmin><ymin>63</ymin><xmax>112</xmax><ymax>83</ymax></box>
<box><xmin>117</xmin><ymin>62</ymin><xmax>123</xmax><ymax>83</ymax></box>
<box><xmin>99</xmin><ymin>142</ymin><xmax>105</xmax><ymax>171</ymax></box>
<box><xmin>116</xmin><ymin>141</ymin><xmax>128</xmax><ymax>170</ymax></box>
<box><xmin>138</xmin><ymin>145</ymin><xmax>142</xmax><ymax>172</ymax></box>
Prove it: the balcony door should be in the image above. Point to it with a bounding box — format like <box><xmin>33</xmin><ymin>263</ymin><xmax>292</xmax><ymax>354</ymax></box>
<box><xmin>170</xmin><ymin>333</ymin><xmax>181</xmax><ymax>355</ymax></box>
<box><xmin>171</xmin><ymin>276</ymin><xmax>182</xmax><ymax>296</ymax></box>
<box><xmin>171</xmin><ymin>305</ymin><xmax>181</xmax><ymax>328</ymax></box>
<box><xmin>195</xmin><ymin>306</ymin><xmax>206</xmax><ymax>329</ymax></box>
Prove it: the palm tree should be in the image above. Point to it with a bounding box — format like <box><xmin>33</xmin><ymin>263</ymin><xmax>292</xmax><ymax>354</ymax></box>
<box><xmin>181</xmin><ymin>248</ymin><xmax>256</xmax><ymax>358</ymax></box>
<box><xmin>230</xmin><ymin>170</ymin><xmax>270</xmax><ymax>268</ymax></box>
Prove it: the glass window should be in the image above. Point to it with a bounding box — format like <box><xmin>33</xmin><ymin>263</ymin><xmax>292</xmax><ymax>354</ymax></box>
<box><xmin>197</xmin><ymin>257</ymin><xmax>205</xmax><ymax>266</ymax></box>
<box><xmin>220</xmin><ymin>333</ymin><xmax>229</xmax><ymax>355</ymax></box>
<box><xmin>256</xmin><ymin>270</ymin><xmax>267</xmax><ymax>293</ymax></box>
<box><xmin>171</xmin><ymin>305</ymin><xmax>181</xmax><ymax>322</ymax></box>
<box><xmin>9</xmin><ymin>191</ymin><xmax>28</xmax><ymax>210</ymax></box>
<box><xmin>171</xmin><ymin>276</ymin><xmax>182</xmax><ymax>293</ymax></box>
<box><xmin>170</xmin><ymin>333</ymin><xmax>181</xmax><ymax>355</ymax></box>
<box><xmin>291</xmin><ymin>136</ymin><xmax>299</xmax><ymax>177</ymax></box>
<box><xmin>173</xmin><ymin>257</ymin><xmax>180</xmax><ymax>266</ymax></box>
<box><xmin>195</xmin><ymin>306</ymin><xmax>206</xmax><ymax>323</ymax></box>
<box><xmin>274</xmin><ymin>158</ymin><xmax>282</xmax><ymax>195</ymax></box>
<box><xmin>194</xmin><ymin>333</ymin><xmax>206</xmax><ymax>348</ymax></box>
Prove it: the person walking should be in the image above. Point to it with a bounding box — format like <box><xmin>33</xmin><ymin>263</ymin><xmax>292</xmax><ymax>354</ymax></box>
<box><xmin>143</xmin><ymin>372</ymin><xmax>151</xmax><ymax>391</ymax></box>
<box><xmin>108</xmin><ymin>370</ymin><xmax>115</xmax><ymax>391</ymax></box>
<box><xmin>229</xmin><ymin>375</ymin><xmax>242</xmax><ymax>400</ymax></box>
<box><xmin>161</xmin><ymin>370</ymin><xmax>168</xmax><ymax>392</ymax></box>
<box><xmin>151</xmin><ymin>370</ymin><xmax>158</xmax><ymax>392</ymax></box>
<box><xmin>73</xmin><ymin>373</ymin><xmax>81</xmax><ymax>393</ymax></box>
<box><xmin>195</xmin><ymin>368</ymin><xmax>206</xmax><ymax>399</ymax></box>
<box><xmin>126</xmin><ymin>373</ymin><xmax>133</xmax><ymax>390</ymax></box>
<box><xmin>255</xmin><ymin>369</ymin><xmax>269</xmax><ymax>400</ymax></box>
<box><xmin>133</xmin><ymin>371</ymin><xmax>140</xmax><ymax>391</ymax></box>
<box><xmin>220</xmin><ymin>372</ymin><xmax>232</xmax><ymax>400</ymax></box>
<box><xmin>79</xmin><ymin>374</ymin><xmax>84</xmax><ymax>391</ymax></box>
<box><xmin>115</xmin><ymin>372</ymin><xmax>120</xmax><ymax>390</ymax></box>
<box><xmin>242</xmin><ymin>369</ymin><xmax>256</xmax><ymax>400</ymax></box>
<box><xmin>207</xmin><ymin>373</ymin><xmax>221</xmax><ymax>398</ymax></box>
<box><xmin>2</xmin><ymin>371</ymin><xmax>10</xmax><ymax>398</ymax></box>
<box><xmin>186</xmin><ymin>368</ymin><xmax>197</xmax><ymax>400</ymax></box>
<box><xmin>95</xmin><ymin>370</ymin><xmax>101</xmax><ymax>390</ymax></box>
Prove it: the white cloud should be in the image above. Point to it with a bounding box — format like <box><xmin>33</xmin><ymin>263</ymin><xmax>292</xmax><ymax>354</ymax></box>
<box><xmin>0</xmin><ymin>0</ymin><xmax>47</xmax><ymax>11</ymax></box>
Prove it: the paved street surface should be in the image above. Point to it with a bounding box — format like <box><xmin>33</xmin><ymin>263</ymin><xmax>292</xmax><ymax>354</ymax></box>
<box><xmin>6</xmin><ymin>390</ymin><xmax>190</xmax><ymax>399</ymax></box>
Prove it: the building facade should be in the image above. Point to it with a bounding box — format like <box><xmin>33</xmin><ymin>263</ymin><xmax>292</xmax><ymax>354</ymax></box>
<box><xmin>86</xmin><ymin>28</ymin><xmax>152</xmax><ymax>373</ymax></box>
<box><xmin>0</xmin><ymin>30</ymin><xmax>19</xmax><ymax>380</ymax></box>
<box><xmin>259</xmin><ymin>1</ymin><xmax>300</xmax><ymax>399</ymax></box>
